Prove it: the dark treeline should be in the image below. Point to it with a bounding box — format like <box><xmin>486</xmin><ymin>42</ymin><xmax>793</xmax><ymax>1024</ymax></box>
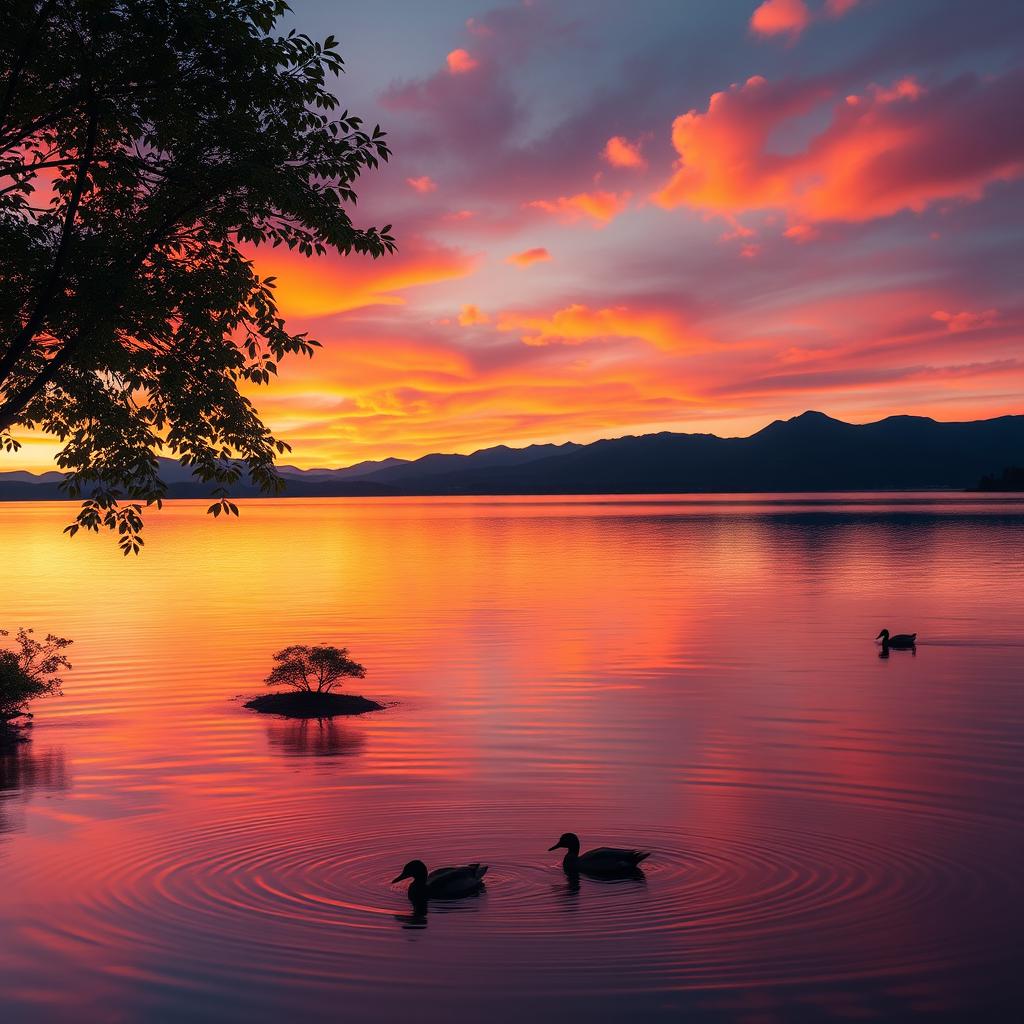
<box><xmin>4</xmin><ymin>411</ymin><xmax>1024</xmax><ymax>499</ymax></box>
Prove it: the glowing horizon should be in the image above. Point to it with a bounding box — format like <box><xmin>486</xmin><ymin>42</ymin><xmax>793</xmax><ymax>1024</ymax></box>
<box><xmin>7</xmin><ymin>0</ymin><xmax>1024</xmax><ymax>473</ymax></box>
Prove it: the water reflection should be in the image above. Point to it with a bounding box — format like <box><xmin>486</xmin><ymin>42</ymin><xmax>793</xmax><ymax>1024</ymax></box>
<box><xmin>263</xmin><ymin>716</ymin><xmax>366</xmax><ymax>758</ymax></box>
<box><xmin>394</xmin><ymin>897</ymin><xmax>430</xmax><ymax>929</ymax></box>
<box><xmin>0</xmin><ymin>496</ymin><xmax>1022</xmax><ymax>1021</ymax></box>
<box><xmin>393</xmin><ymin>890</ymin><xmax>490</xmax><ymax>931</ymax></box>
<box><xmin>0</xmin><ymin>740</ymin><xmax>71</xmax><ymax>836</ymax></box>
<box><xmin>878</xmin><ymin>643</ymin><xmax>917</xmax><ymax>659</ymax></box>
<box><xmin>553</xmin><ymin>870</ymin><xmax>648</xmax><ymax>908</ymax></box>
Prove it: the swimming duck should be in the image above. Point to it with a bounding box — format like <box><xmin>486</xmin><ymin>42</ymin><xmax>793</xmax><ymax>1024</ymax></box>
<box><xmin>548</xmin><ymin>832</ymin><xmax>650</xmax><ymax>875</ymax></box>
<box><xmin>876</xmin><ymin>629</ymin><xmax>917</xmax><ymax>649</ymax></box>
<box><xmin>391</xmin><ymin>859</ymin><xmax>487</xmax><ymax>900</ymax></box>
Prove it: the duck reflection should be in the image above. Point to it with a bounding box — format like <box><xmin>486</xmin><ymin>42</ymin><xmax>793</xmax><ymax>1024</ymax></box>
<box><xmin>394</xmin><ymin>896</ymin><xmax>430</xmax><ymax>929</ymax></box>
<box><xmin>565</xmin><ymin>867</ymin><xmax>648</xmax><ymax>887</ymax></box>
<box><xmin>264</xmin><ymin>717</ymin><xmax>366</xmax><ymax>758</ymax></box>
<box><xmin>393</xmin><ymin>892</ymin><xmax>491</xmax><ymax>931</ymax></box>
<box><xmin>552</xmin><ymin>870</ymin><xmax>582</xmax><ymax>911</ymax></box>
<box><xmin>878</xmin><ymin>641</ymin><xmax>917</xmax><ymax>660</ymax></box>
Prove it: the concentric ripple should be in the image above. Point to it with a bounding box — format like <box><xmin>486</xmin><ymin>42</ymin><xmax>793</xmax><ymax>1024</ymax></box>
<box><xmin>6</xmin><ymin>793</ymin><xmax>1019</xmax><ymax>1002</ymax></box>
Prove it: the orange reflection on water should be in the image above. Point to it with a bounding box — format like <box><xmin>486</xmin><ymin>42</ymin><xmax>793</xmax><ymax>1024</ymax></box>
<box><xmin>2</xmin><ymin>496</ymin><xmax>1024</xmax><ymax>1021</ymax></box>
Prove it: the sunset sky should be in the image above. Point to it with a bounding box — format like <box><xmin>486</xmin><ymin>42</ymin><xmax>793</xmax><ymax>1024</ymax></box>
<box><xmin>12</xmin><ymin>0</ymin><xmax>1024</xmax><ymax>470</ymax></box>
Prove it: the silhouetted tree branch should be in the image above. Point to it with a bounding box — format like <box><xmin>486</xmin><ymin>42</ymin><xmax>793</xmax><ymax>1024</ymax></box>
<box><xmin>265</xmin><ymin>645</ymin><xmax>367</xmax><ymax>694</ymax></box>
<box><xmin>0</xmin><ymin>0</ymin><xmax>395</xmax><ymax>553</ymax></box>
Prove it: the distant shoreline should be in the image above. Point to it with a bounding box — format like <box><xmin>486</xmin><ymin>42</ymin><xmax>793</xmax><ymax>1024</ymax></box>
<box><xmin>4</xmin><ymin>411</ymin><xmax>1022</xmax><ymax>498</ymax></box>
<box><xmin>4</xmin><ymin>489</ymin><xmax>1024</xmax><ymax>504</ymax></box>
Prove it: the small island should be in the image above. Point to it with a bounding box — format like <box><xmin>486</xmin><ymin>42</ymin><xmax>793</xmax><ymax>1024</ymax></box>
<box><xmin>245</xmin><ymin>691</ymin><xmax>383</xmax><ymax>717</ymax></box>
<box><xmin>244</xmin><ymin>644</ymin><xmax>383</xmax><ymax>718</ymax></box>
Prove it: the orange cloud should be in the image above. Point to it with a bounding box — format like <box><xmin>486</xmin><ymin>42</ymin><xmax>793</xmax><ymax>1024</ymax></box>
<box><xmin>406</xmin><ymin>175</ymin><xmax>438</xmax><ymax>193</ymax></box>
<box><xmin>826</xmin><ymin>0</ymin><xmax>859</xmax><ymax>14</ymax></box>
<box><xmin>784</xmin><ymin>223</ymin><xmax>819</xmax><ymax>243</ymax></box>
<box><xmin>251</xmin><ymin>239</ymin><xmax>478</xmax><ymax>318</ymax></box>
<box><xmin>654</xmin><ymin>71</ymin><xmax>1024</xmax><ymax>223</ymax></box>
<box><xmin>229</xmin><ymin>311</ymin><xmax>720</xmax><ymax>468</ymax></box>
<box><xmin>507</xmin><ymin>247</ymin><xmax>552</xmax><ymax>267</ymax></box>
<box><xmin>16</xmin><ymin>284</ymin><xmax>1024</xmax><ymax>474</ymax></box>
<box><xmin>931</xmin><ymin>309</ymin><xmax>999</xmax><ymax>333</ymax></box>
<box><xmin>750</xmin><ymin>0</ymin><xmax>810</xmax><ymax>38</ymax></box>
<box><xmin>497</xmin><ymin>303</ymin><xmax>703</xmax><ymax>352</ymax></box>
<box><xmin>603</xmin><ymin>136</ymin><xmax>646</xmax><ymax>169</ymax></box>
<box><xmin>528</xmin><ymin>190</ymin><xmax>630</xmax><ymax>225</ymax></box>
<box><xmin>235</xmin><ymin>275</ymin><xmax>1024</xmax><ymax>471</ymax></box>
<box><xmin>446</xmin><ymin>48</ymin><xmax>478</xmax><ymax>74</ymax></box>
<box><xmin>458</xmin><ymin>304</ymin><xmax>490</xmax><ymax>326</ymax></box>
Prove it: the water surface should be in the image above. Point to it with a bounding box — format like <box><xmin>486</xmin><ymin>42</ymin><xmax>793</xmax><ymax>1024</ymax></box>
<box><xmin>2</xmin><ymin>495</ymin><xmax>1023</xmax><ymax>1022</ymax></box>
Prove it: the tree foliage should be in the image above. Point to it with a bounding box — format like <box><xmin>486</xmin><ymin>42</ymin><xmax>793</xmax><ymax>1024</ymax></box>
<box><xmin>976</xmin><ymin>466</ymin><xmax>1024</xmax><ymax>492</ymax></box>
<box><xmin>265</xmin><ymin>644</ymin><xmax>366</xmax><ymax>694</ymax></box>
<box><xmin>0</xmin><ymin>0</ymin><xmax>394</xmax><ymax>553</ymax></box>
<box><xmin>0</xmin><ymin>627</ymin><xmax>72</xmax><ymax>722</ymax></box>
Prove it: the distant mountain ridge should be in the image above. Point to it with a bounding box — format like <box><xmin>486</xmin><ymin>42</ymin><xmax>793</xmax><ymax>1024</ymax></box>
<box><xmin>2</xmin><ymin>411</ymin><xmax>1023</xmax><ymax>500</ymax></box>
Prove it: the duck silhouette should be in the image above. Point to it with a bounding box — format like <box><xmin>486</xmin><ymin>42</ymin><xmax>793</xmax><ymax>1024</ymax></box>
<box><xmin>391</xmin><ymin>859</ymin><xmax>487</xmax><ymax>900</ymax></box>
<box><xmin>548</xmin><ymin>832</ymin><xmax>650</xmax><ymax>876</ymax></box>
<box><xmin>876</xmin><ymin>628</ymin><xmax>917</xmax><ymax>649</ymax></box>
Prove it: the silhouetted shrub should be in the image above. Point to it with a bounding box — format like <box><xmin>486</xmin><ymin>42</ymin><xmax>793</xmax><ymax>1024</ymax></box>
<box><xmin>975</xmin><ymin>467</ymin><xmax>1024</xmax><ymax>491</ymax></box>
<box><xmin>0</xmin><ymin>628</ymin><xmax>72</xmax><ymax>725</ymax></box>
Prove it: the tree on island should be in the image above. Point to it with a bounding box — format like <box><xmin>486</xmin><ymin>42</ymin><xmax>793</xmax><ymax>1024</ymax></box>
<box><xmin>265</xmin><ymin>644</ymin><xmax>366</xmax><ymax>694</ymax></box>
<box><xmin>0</xmin><ymin>0</ymin><xmax>394</xmax><ymax>554</ymax></box>
<box><xmin>0</xmin><ymin>628</ymin><xmax>72</xmax><ymax>732</ymax></box>
<box><xmin>246</xmin><ymin>644</ymin><xmax>380</xmax><ymax>718</ymax></box>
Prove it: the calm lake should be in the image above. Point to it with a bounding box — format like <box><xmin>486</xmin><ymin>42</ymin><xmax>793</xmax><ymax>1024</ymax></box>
<box><xmin>2</xmin><ymin>495</ymin><xmax>1023</xmax><ymax>1022</ymax></box>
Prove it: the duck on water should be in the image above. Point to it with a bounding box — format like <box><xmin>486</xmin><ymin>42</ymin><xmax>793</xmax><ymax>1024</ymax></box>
<box><xmin>876</xmin><ymin>628</ymin><xmax>917</xmax><ymax>649</ymax></box>
<box><xmin>391</xmin><ymin>860</ymin><xmax>488</xmax><ymax>901</ymax></box>
<box><xmin>548</xmin><ymin>832</ymin><xmax>650</xmax><ymax>876</ymax></box>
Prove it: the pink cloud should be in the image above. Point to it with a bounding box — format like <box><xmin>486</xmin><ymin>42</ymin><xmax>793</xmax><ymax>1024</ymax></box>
<box><xmin>784</xmin><ymin>223</ymin><xmax>820</xmax><ymax>243</ymax></box>
<box><xmin>507</xmin><ymin>247</ymin><xmax>552</xmax><ymax>267</ymax></box>
<box><xmin>447</xmin><ymin>48</ymin><xmax>479</xmax><ymax>74</ymax></box>
<box><xmin>931</xmin><ymin>309</ymin><xmax>999</xmax><ymax>333</ymax></box>
<box><xmin>382</xmin><ymin>45</ymin><xmax>520</xmax><ymax>157</ymax></box>
<box><xmin>870</xmin><ymin>77</ymin><xmax>925</xmax><ymax>104</ymax></box>
<box><xmin>751</xmin><ymin>0</ymin><xmax>860</xmax><ymax>40</ymax></box>
<box><xmin>458</xmin><ymin>304</ymin><xmax>490</xmax><ymax>326</ymax></box>
<box><xmin>750</xmin><ymin>0</ymin><xmax>810</xmax><ymax>39</ymax></box>
<box><xmin>603</xmin><ymin>135</ymin><xmax>647</xmax><ymax>169</ymax></box>
<box><xmin>654</xmin><ymin>70</ymin><xmax>1024</xmax><ymax>224</ymax></box>
<box><xmin>528</xmin><ymin>190</ymin><xmax>630</xmax><ymax>225</ymax></box>
<box><xmin>407</xmin><ymin>175</ymin><xmax>438</xmax><ymax>193</ymax></box>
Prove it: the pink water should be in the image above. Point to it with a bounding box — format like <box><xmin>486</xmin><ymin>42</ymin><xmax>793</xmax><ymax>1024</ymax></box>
<box><xmin>2</xmin><ymin>495</ymin><xmax>1023</xmax><ymax>1021</ymax></box>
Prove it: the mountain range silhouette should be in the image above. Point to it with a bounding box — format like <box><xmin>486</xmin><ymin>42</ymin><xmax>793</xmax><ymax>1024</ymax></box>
<box><xmin>2</xmin><ymin>411</ymin><xmax>1022</xmax><ymax>499</ymax></box>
